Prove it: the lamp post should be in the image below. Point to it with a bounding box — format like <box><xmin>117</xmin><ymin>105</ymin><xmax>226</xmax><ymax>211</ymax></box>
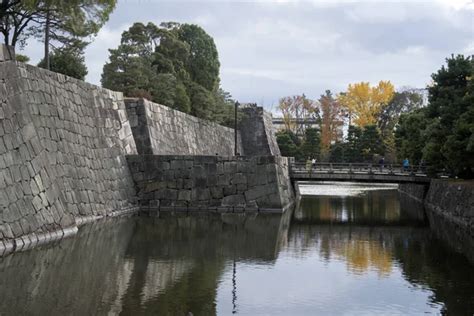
<box><xmin>234</xmin><ymin>101</ymin><xmax>240</xmax><ymax>156</ymax></box>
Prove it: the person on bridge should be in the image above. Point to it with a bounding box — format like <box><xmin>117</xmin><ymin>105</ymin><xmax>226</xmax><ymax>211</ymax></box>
<box><xmin>379</xmin><ymin>157</ymin><xmax>385</xmax><ymax>171</ymax></box>
<box><xmin>403</xmin><ymin>158</ymin><xmax>410</xmax><ymax>172</ymax></box>
<box><xmin>312</xmin><ymin>158</ymin><xmax>317</xmax><ymax>168</ymax></box>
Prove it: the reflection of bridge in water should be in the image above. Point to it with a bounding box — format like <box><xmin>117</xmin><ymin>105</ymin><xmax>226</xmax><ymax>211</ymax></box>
<box><xmin>290</xmin><ymin>162</ymin><xmax>432</xmax><ymax>183</ymax></box>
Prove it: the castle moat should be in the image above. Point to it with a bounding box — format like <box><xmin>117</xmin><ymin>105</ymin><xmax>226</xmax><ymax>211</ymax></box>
<box><xmin>1</xmin><ymin>182</ymin><xmax>473</xmax><ymax>315</ymax></box>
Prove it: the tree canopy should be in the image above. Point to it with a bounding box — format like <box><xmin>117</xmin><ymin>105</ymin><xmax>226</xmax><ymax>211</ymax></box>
<box><xmin>338</xmin><ymin>81</ymin><xmax>395</xmax><ymax>126</ymax></box>
<box><xmin>102</xmin><ymin>21</ymin><xmax>235</xmax><ymax>124</ymax></box>
<box><xmin>395</xmin><ymin>54</ymin><xmax>473</xmax><ymax>177</ymax></box>
<box><xmin>0</xmin><ymin>0</ymin><xmax>115</xmax><ymax>50</ymax></box>
<box><xmin>38</xmin><ymin>48</ymin><xmax>88</xmax><ymax>80</ymax></box>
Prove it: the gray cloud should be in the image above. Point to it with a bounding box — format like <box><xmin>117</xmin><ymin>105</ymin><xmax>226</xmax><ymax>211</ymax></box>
<box><xmin>18</xmin><ymin>0</ymin><xmax>474</xmax><ymax>108</ymax></box>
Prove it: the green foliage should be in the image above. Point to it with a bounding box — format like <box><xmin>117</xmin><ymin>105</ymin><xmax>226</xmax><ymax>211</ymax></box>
<box><xmin>188</xmin><ymin>81</ymin><xmax>215</xmax><ymax>118</ymax></box>
<box><xmin>1</xmin><ymin>0</ymin><xmax>116</xmax><ymax>49</ymax></box>
<box><xmin>38</xmin><ymin>49</ymin><xmax>88</xmax><ymax>80</ymax></box>
<box><xmin>327</xmin><ymin>125</ymin><xmax>384</xmax><ymax>163</ymax></box>
<box><xmin>395</xmin><ymin>55</ymin><xmax>474</xmax><ymax>177</ymax></box>
<box><xmin>329</xmin><ymin>142</ymin><xmax>347</xmax><ymax>162</ymax></box>
<box><xmin>152</xmin><ymin>73</ymin><xmax>178</xmax><ymax>107</ymax></box>
<box><xmin>300</xmin><ymin>128</ymin><xmax>320</xmax><ymax>159</ymax></box>
<box><xmin>276</xmin><ymin>130</ymin><xmax>301</xmax><ymax>159</ymax></box>
<box><xmin>174</xmin><ymin>82</ymin><xmax>192</xmax><ymax>113</ymax></box>
<box><xmin>378</xmin><ymin>90</ymin><xmax>424</xmax><ymax>135</ymax></box>
<box><xmin>345</xmin><ymin>125</ymin><xmax>362</xmax><ymax>162</ymax></box>
<box><xmin>178</xmin><ymin>24</ymin><xmax>220</xmax><ymax>91</ymax></box>
<box><xmin>102</xmin><ymin>21</ymin><xmax>232</xmax><ymax>123</ymax></box>
<box><xmin>15</xmin><ymin>54</ymin><xmax>30</xmax><ymax>63</ymax></box>
<box><xmin>359</xmin><ymin>125</ymin><xmax>384</xmax><ymax>161</ymax></box>
<box><xmin>395</xmin><ymin>108</ymin><xmax>428</xmax><ymax>165</ymax></box>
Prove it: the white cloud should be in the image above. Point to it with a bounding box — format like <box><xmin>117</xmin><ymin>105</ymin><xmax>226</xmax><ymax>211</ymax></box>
<box><xmin>15</xmin><ymin>0</ymin><xmax>474</xmax><ymax>107</ymax></box>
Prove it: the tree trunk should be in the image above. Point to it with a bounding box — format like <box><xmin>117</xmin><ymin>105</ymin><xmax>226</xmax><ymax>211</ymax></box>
<box><xmin>44</xmin><ymin>8</ymin><xmax>50</xmax><ymax>70</ymax></box>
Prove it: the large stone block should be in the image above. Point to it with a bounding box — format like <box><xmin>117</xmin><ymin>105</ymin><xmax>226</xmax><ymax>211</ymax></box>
<box><xmin>222</xmin><ymin>194</ymin><xmax>245</xmax><ymax>206</ymax></box>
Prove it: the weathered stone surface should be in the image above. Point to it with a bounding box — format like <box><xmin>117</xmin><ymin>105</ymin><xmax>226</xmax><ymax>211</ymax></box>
<box><xmin>239</xmin><ymin>105</ymin><xmax>281</xmax><ymax>156</ymax></box>
<box><xmin>0</xmin><ymin>60</ymin><xmax>138</xmax><ymax>244</ymax></box>
<box><xmin>125</xmin><ymin>98</ymin><xmax>243</xmax><ymax>156</ymax></box>
<box><xmin>127</xmin><ymin>155</ymin><xmax>294</xmax><ymax>212</ymax></box>
<box><xmin>0</xmin><ymin>59</ymin><xmax>290</xmax><ymax>248</ymax></box>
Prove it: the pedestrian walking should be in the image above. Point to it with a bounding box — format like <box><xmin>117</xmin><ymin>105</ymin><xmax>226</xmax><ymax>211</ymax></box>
<box><xmin>379</xmin><ymin>157</ymin><xmax>385</xmax><ymax>171</ymax></box>
<box><xmin>403</xmin><ymin>158</ymin><xmax>410</xmax><ymax>172</ymax></box>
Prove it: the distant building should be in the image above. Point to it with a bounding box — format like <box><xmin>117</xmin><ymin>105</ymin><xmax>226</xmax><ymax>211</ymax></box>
<box><xmin>272</xmin><ymin>117</ymin><xmax>320</xmax><ymax>136</ymax></box>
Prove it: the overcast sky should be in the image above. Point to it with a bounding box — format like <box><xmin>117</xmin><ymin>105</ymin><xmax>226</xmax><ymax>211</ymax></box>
<box><xmin>20</xmin><ymin>0</ymin><xmax>474</xmax><ymax>109</ymax></box>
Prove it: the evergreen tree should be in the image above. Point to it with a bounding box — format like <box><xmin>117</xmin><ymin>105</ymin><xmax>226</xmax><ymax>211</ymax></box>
<box><xmin>38</xmin><ymin>49</ymin><xmax>88</xmax><ymax>80</ymax></box>
<box><xmin>300</xmin><ymin>128</ymin><xmax>321</xmax><ymax>159</ymax></box>
<box><xmin>102</xmin><ymin>21</ymin><xmax>234</xmax><ymax>124</ymax></box>
<box><xmin>276</xmin><ymin>130</ymin><xmax>301</xmax><ymax>159</ymax></box>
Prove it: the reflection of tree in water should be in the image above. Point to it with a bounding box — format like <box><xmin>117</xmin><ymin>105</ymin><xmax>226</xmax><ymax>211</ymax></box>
<box><xmin>391</xmin><ymin>217</ymin><xmax>474</xmax><ymax>315</ymax></box>
<box><xmin>292</xmin><ymin>227</ymin><xmax>394</xmax><ymax>277</ymax></box>
<box><xmin>330</xmin><ymin>239</ymin><xmax>392</xmax><ymax>277</ymax></box>
<box><xmin>290</xmin><ymin>222</ymin><xmax>474</xmax><ymax>295</ymax></box>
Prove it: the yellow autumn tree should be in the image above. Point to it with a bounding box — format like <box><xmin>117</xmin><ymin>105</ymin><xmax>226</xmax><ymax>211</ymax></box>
<box><xmin>338</xmin><ymin>81</ymin><xmax>395</xmax><ymax>126</ymax></box>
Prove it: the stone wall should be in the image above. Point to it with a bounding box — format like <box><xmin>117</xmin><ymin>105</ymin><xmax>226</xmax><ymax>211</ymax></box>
<box><xmin>125</xmin><ymin>98</ymin><xmax>242</xmax><ymax>155</ymax></box>
<box><xmin>0</xmin><ymin>61</ymin><xmax>138</xmax><ymax>252</ymax></box>
<box><xmin>398</xmin><ymin>182</ymin><xmax>429</xmax><ymax>203</ymax></box>
<box><xmin>0</xmin><ymin>57</ymin><xmax>291</xmax><ymax>253</ymax></box>
<box><xmin>239</xmin><ymin>105</ymin><xmax>281</xmax><ymax>156</ymax></box>
<box><xmin>425</xmin><ymin>180</ymin><xmax>474</xmax><ymax>236</ymax></box>
<box><xmin>126</xmin><ymin>155</ymin><xmax>294</xmax><ymax>212</ymax></box>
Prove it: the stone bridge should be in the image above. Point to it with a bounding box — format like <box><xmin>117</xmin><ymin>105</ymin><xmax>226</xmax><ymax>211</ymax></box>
<box><xmin>290</xmin><ymin>162</ymin><xmax>432</xmax><ymax>184</ymax></box>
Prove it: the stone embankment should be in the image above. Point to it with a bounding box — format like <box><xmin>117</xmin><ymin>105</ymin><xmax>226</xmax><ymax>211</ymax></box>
<box><xmin>125</xmin><ymin>98</ymin><xmax>243</xmax><ymax>155</ymax></box>
<box><xmin>425</xmin><ymin>180</ymin><xmax>474</xmax><ymax>236</ymax></box>
<box><xmin>0</xmin><ymin>50</ymin><xmax>293</xmax><ymax>256</ymax></box>
<box><xmin>0</xmin><ymin>60</ymin><xmax>138</xmax><ymax>255</ymax></box>
<box><xmin>399</xmin><ymin>180</ymin><xmax>474</xmax><ymax>236</ymax></box>
<box><xmin>127</xmin><ymin>155</ymin><xmax>293</xmax><ymax>213</ymax></box>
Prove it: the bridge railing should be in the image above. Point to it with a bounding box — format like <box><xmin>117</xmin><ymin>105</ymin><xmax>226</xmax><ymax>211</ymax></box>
<box><xmin>290</xmin><ymin>162</ymin><xmax>429</xmax><ymax>176</ymax></box>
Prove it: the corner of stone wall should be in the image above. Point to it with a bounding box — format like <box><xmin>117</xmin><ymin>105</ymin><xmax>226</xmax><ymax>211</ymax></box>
<box><xmin>425</xmin><ymin>179</ymin><xmax>474</xmax><ymax>236</ymax></box>
<box><xmin>398</xmin><ymin>182</ymin><xmax>429</xmax><ymax>203</ymax></box>
<box><xmin>239</xmin><ymin>104</ymin><xmax>280</xmax><ymax>156</ymax></box>
<box><xmin>124</xmin><ymin>98</ymin><xmax>153</xmax><ymax>155</ymax></box>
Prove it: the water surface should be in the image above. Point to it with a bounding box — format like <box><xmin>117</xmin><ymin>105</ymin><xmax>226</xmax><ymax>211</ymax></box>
<box><xmin>1</xmin><ymin>182</ymin><xmax>473</xmax><ymax>315</ymax></box>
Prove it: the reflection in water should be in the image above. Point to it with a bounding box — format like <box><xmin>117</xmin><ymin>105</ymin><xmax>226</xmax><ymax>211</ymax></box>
<box><xmin>0</xmin><ymin>183</ymin><xmax>473</xmax><ymax>315</ymax></box>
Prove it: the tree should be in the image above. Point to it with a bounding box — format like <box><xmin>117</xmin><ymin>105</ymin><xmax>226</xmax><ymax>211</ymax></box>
<box><xmin>345</xmin><ymin>125</ymin><xmax>363</xmax><ymax>162</ymax></box>
<box><xmin>378</xmin><ymin>89</ymin><xmax>424</xmax><ymax>134</ymax></box>
<box><xmin>395</xmin><ymin>55</ymin><xmax>473</xmax><ymax>178</ymax></box>
<box><xmin>395</xmin><ymin>108</ymin><xmax>428</xmax><ymax>165</ymax></box>
<box><xmin>101</xmin><ymin>23</ymin><xmax>159</xmax><ymax>98</ymax></box>
<box><xmin>338</xmin><ymin>81</ymin><xmax>395</xmax><ymax>126</ymax></box>
<box><xmin>278</xmin><ymin>94</ymin><xmax>319</xmax><ymax>137</ymax></box>
<box><xmin>1</xmin><ymin>0</ymin><xmax>116</xmax><ymax>67</ymax></box>
<box><xmin>38</xmin><ymin>48</ymin><xmax>88</xmax><ymax>80</ymax></box>
<box><xmin>423</xmin><ymin>55</ymin><xmax>473</xmax><ymax>177</ymax></box>
<box><xmin>178</xmin><ymin>24</ymin><xmax>219</xmax><ymax>91</ymax></box>
<box><xmin>319</xmin><ymin>90</ymin><xmax>345</xmax><ymax>160</ymax></box>
<box><xmin>359</xmin><ymin>125</ymin><xmax>384</xmax><ymax>162</ymax></box>
<box><xmin>102</xmin><ymin>21</ymin><xmax>231</xmax><ymax>122</ymax></box>
<box><xmin>276</xmin><ymin>130</ymin><xmax>301</xmax><ymax>159</ymax></box>
<box><xmin>300</xmin><ymin>128</ymin><xmax>320</xmax><ymax>159</ymax></box>
<box><xmin>378</xmin><ymin>89</ymin><xmax>424</xmax><ymax>163</ymax></box>
<box><xmin>329</xmin><ymin>142</ymin><xmax>347</xmax><ymax>163</ymax></box>
<box><xmin>15</xmin><ymin>53</ymin><xmax>29</xmax><ymax>63</ymax></box>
